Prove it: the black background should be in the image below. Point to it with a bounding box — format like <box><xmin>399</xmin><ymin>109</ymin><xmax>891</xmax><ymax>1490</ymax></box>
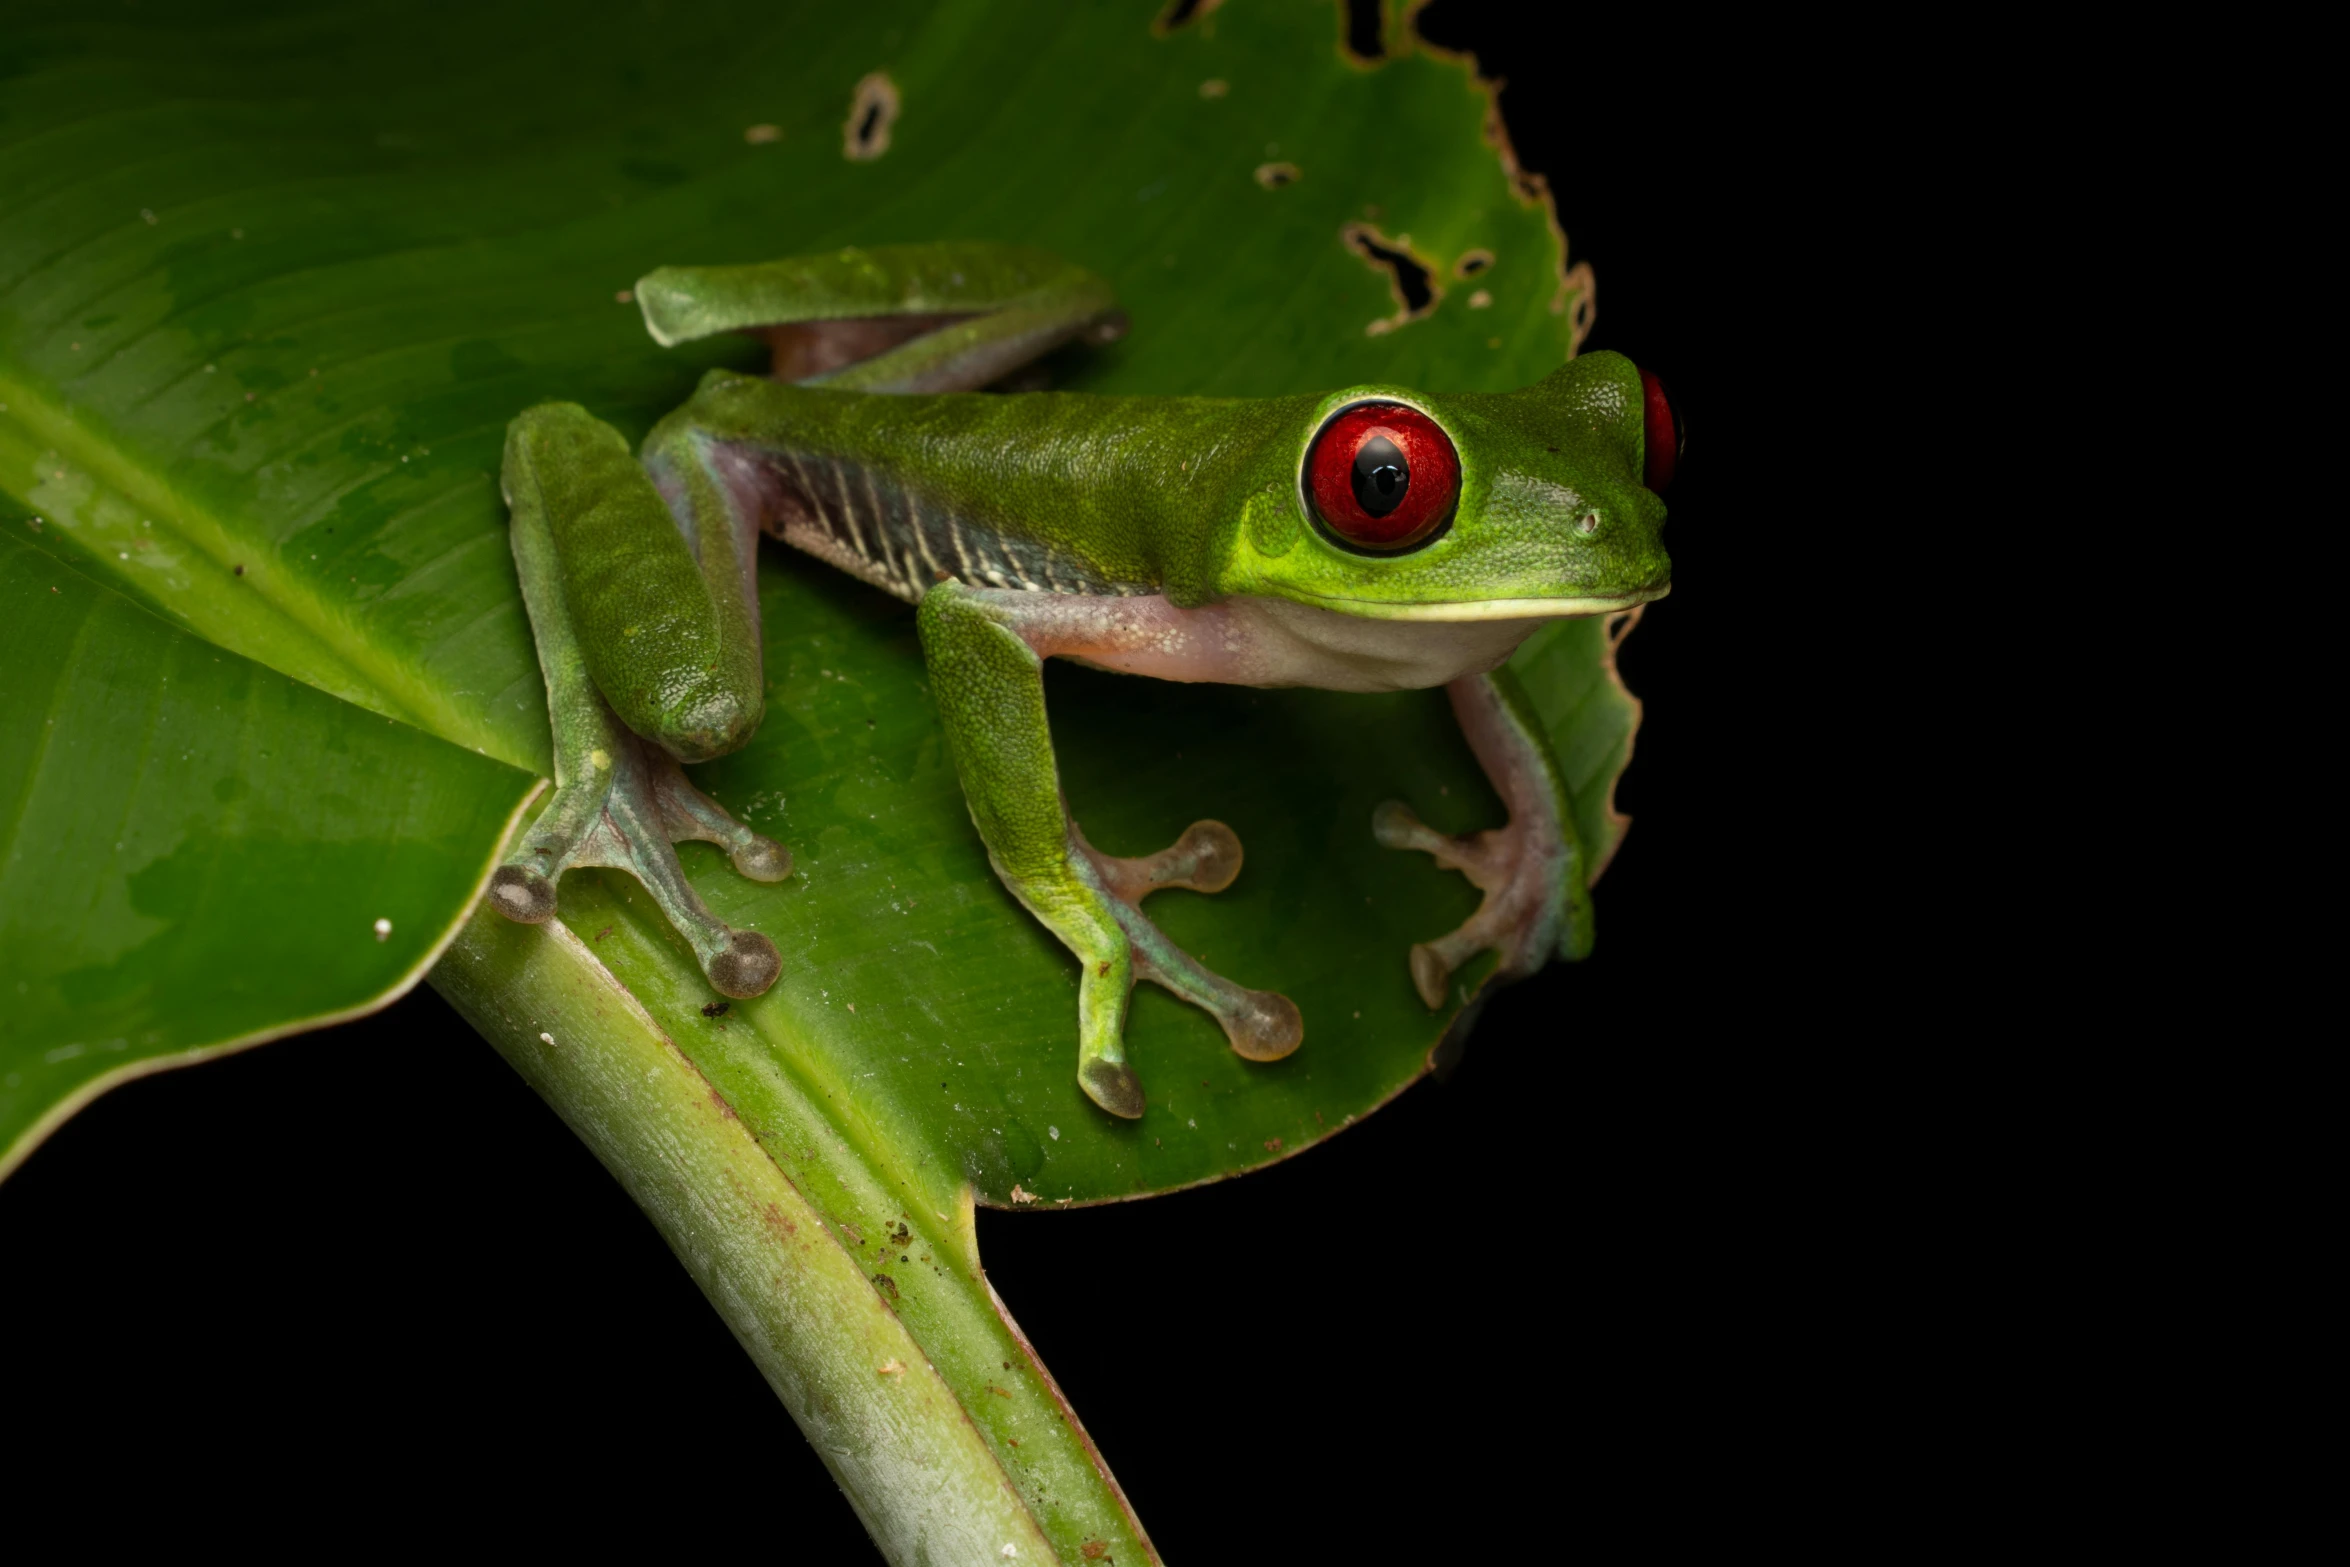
<box><xmin>3</xmin><ymin>6</ymin><xmax>1895</xmax><ymax>1557</ymax></box>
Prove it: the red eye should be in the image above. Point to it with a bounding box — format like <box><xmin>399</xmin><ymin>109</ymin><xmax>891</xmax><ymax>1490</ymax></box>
<box><xmin>1640</xmin><ymin>368</ymin><xmax>1683</xmax><ymax>492</ymax></box>
<box><xmin>1305</xmin><ymin>402</ymin><xmax>1460</xmax><ymax>551</ymax></box>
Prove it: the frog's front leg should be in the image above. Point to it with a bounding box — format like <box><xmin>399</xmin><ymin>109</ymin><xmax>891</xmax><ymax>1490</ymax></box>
<box><xmin>918</xmin><ymin>582</ymin><xmax>1301</xmax><ymax>1118</ymax></box>
<box><xmin>1375</xmin><ymin>668</ymin><xmax>1596</xmax><ymax>1009</ymax></box>
<box><xmin>489</xmin><ymin>405</ymin><xmax>791</xmax><ymax>997</ymax></box>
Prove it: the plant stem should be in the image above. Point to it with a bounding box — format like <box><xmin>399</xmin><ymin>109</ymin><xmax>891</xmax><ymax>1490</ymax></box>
<box><xmin>432</xmin><ymin>891</ymin><xmax>1154</xmax><ymax>1566</ymax></box>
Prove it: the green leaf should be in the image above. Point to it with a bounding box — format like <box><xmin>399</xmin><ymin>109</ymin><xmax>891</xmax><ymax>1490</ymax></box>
<box><xmin>0</xmin><ymin>525</ymin><xmax>534</xmax><ymax>1176</ymax></box>
<box><xmin>1</xmin><ymin>0</ymin><xmax>1627</xmax><ymax>1195</ymax></box>
<box><xmin>2</xmin><ymin>3</ymin><xmax>1651</xmax><ymax>1554</ymax></box>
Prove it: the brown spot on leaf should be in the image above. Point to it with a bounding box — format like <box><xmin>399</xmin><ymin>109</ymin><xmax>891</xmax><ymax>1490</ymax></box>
<box><xmin>1263</xmin><ymin>1137</ymin><xmax>1283</xmax><ymax>1152</ymax></box>
<box><xmin>701</xmin><ymin>1000</ymin><xmax>730</xmax><ymax>1018</ymax></box>
<box><xmin>871</xmin><ymin>1273</ymin><xmax>898</xmax><ymax>1300</ymax></box>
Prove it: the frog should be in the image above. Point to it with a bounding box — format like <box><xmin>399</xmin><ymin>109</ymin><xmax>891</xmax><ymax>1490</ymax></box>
<box><xmin>486</xmin><ymin>242</ymin><xmax>1678</xmax><ymax>1119</ymax></box>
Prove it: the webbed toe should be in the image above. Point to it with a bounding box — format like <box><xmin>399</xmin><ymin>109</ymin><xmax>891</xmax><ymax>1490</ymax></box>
<box><xmin>708</xmin><ymin>930</ymin><xmax>782</xmax><ymax>998</ymax></box>
<box><xmin>1080</xmin><ymin>1056</ymin><xmax>1146</xmax><ymax>1120</ymax></box>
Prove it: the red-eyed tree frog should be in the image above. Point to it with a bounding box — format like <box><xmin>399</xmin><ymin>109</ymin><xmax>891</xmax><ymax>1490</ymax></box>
<box><xmin>488</xmin><ymin>243</ymin><xmax>1678</xmax><ymax>1119</ymax></box>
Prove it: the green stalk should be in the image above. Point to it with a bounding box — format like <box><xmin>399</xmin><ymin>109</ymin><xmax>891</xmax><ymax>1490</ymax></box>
<box><xmin>431</xmin><ymin>888</ymin><xmax>1155</xmax><ymax>1566</ymax></box>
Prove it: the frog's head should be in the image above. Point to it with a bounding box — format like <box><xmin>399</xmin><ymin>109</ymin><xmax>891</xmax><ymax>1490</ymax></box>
<box><xmin>1227</xmin><ymin>351</ymin><xmax>1677</xmax><ymax>621</ymax></box>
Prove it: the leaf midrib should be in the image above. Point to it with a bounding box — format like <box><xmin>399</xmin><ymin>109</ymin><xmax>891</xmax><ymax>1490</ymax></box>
<box><xmin>0</xmin><ymin>368</ymin><xmax>538</xmax><ymax>773</ymax></box>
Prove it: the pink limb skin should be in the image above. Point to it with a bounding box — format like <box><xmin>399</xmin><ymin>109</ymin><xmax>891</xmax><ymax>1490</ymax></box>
<box><xmin>1374</xmin><ymin>672</ymin><xmax>1579</xmax><ymax>1008</ymax></box>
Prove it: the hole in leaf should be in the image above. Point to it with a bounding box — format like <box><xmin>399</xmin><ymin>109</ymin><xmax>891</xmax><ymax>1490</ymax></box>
<box><xmin>1343</xmin><ymin>222</ymin><xmax>1442</xmax><ymax>334</ymax></box>
<box><xmin>1254</xmin><ymin>161</ymin><xmax>1301</xmax><ymax>189</ymax></box>
<box><xmin>1342</xmin><ymin>0</ymin><xmax>1385</xmax><ymax>62</ymax></box>
<box><xmin>1453</xmin><ymin>248</ymin><xmax>1494</xmax><ymax>279</ymax></box>
<box><xmin>843</xmin><ymin>72</ymin><xmax>899</xmax><ymax>161</ymax></box>
<box><xmin>1153</xmin><ymin>0</ymin><xmax>1224</xmax><ymax>34</ymax></box>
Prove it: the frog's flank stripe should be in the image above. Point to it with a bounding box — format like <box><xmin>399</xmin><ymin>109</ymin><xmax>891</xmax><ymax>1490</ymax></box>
<box><xmin>904</xmin><ymin>487</ymin><xmax>948</xmax><ymax>586</ymax></box>
<box><xmin>860</xmin><ymin>467</ymin><xmax>905</xmax><ymax>595</ymax></box>
<box><xmin>745</xmin><ymin>435</ymin><xmax>1138</xmax><ymax>604</ymax></box>
<box><xmin>941</xmin><ymin>505</ymin><xmax>978</xmax><ymax>582</ymax></box>
<box><xmin>824</xmin><ymin>455</ymin><xmax>866</xmax><ymax>565</ymax></box>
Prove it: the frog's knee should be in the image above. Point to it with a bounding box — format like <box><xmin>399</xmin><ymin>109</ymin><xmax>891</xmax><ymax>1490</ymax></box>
<box><xmin>652</xmin><ymin>682</ymin><xmax>764</xmax><ymax>764</ymax></box>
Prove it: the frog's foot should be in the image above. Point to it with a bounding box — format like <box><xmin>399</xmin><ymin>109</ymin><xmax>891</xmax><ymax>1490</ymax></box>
<box><xmin>1065</xmin><ymin>819</ymin><xmax>1302</xmax><ymax>1119</ymax></box>
<box><xmin>1372</xmin><ymin>671</ymin><xmax>1594</xmax><ymax>1010</ymax></box>
<box><xmin>490</xmin><ymin>728</ymin><xmax>792</xmax><ymax>998</ymax></box>
<box><xmin>1373</xmin><ymin>799</ymin><xmax>1573</xmax><ymax>1009</ymax></box>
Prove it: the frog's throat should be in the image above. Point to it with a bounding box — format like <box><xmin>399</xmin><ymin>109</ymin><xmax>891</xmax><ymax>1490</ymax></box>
<box><xmin>1277</xmin><ymin>582</ymin><xmax>1670</xmax><ymax>622</ymax></box>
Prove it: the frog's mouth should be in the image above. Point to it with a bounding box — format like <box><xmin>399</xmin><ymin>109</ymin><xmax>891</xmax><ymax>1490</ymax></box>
<box><xmin>1290</xmin><ymin>577</ymin><xmax>1671</xmax><ymax>622</ymax></box>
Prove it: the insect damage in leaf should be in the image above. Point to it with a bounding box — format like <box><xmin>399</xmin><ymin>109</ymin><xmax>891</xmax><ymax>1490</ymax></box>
<box><xmin>1342</xmin><ymin>222</ymin><xmax>1443</xmax><ymax>336</ymax></box>
<box><xmin>1254</xmin><ymin>161</ymin><xmax>1300</xmax><ymax>189</ymax></box>
<box><xmin>1445</xmin><ymin>59</ymin><xmax>1598</xmax><ymax>347</ymax></box>
<box><xmin>1339</xmin><ymin>0</ymin><xmax>1389</xmax><ymax>65</ymax></box>
<box><xmin>844</xmin><ymin>72</ymin><xmax>899</xmax><ymax>161</ymax></box>
<box><xmin>1151</xmin><ymin>0</ymin><xmax>1224</xmax><ymax>36</ymax></box>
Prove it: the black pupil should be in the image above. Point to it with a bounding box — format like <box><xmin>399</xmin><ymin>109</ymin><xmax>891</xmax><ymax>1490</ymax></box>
<box><xmin>1351</xmin><ymin>434</ymin><xmax>1409</xmax><ymax>517</ymax></box>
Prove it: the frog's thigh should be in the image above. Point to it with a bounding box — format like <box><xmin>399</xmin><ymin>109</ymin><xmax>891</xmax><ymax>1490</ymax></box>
<box><xmin>492</xmin><ymin>404</ymin><xmax>789</xmax><ymax>999</ymax></box>
<box><xmin>512</xmin><ymin>402</ymin><xmax>764</xmax><ymax>762</ymax></box>
<box><xmin>1374</xmin><ymin>668</ymin><xmax>1592</xmax><ymax>1009</ymax></box>
<box><xmin>917</xmin><ymin>583</ymin><xmax>1300</xmax><ymax>1119</ymax></box>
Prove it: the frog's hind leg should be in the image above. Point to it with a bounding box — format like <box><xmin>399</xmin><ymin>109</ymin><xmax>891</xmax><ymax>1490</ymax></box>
<box><xmin>490</xmin><ymin>403</ymin><xmax>791</xmax><ymax>999</ymax></box>
<box><xmin>918</xmin><ymin>582</ymin><xmax>1300</xmax><ymax>1120</ymax></box>
<box><xmin>1375</xmin><ymin>669</ymin><xmax>1595</xmax><ymax>1010</ymax></box>
<box><xmin>633</xmin><ymin>241</ymin><xmax>1128</xmax><ymax>394</ymax></box>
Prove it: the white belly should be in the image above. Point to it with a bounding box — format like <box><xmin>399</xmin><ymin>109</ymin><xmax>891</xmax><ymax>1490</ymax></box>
<box><xmin>991</xmin><ymin>590</ymin><xmax>1561</xmax><ymax>693</ymax></box>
